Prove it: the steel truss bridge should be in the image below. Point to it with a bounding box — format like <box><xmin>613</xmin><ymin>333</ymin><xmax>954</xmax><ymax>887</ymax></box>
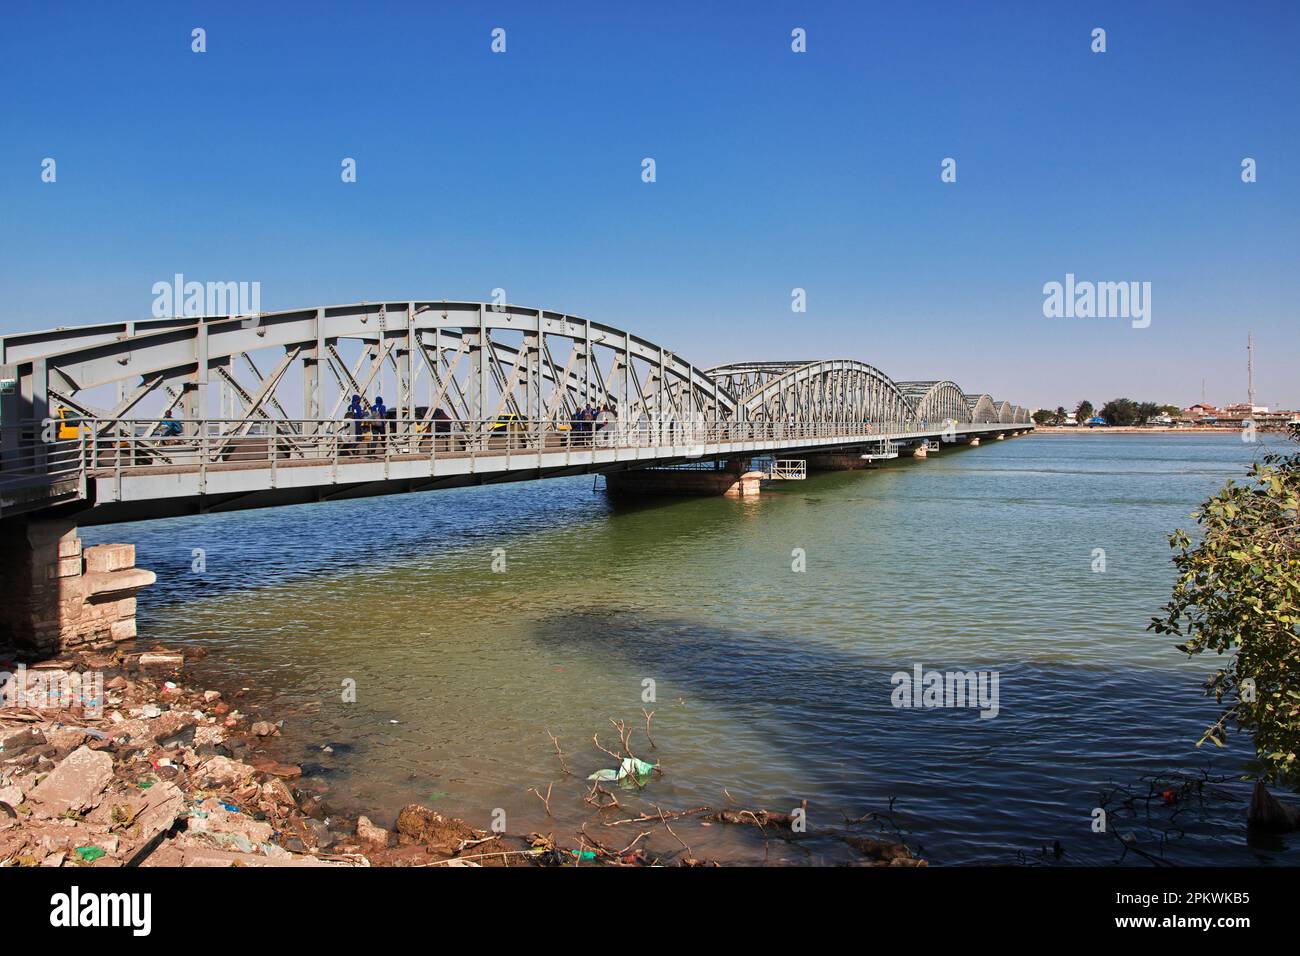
<box><xmin>0</xmin><ymin>302</ymin><xmax>1032</xmax><ymax>523</ymax></box>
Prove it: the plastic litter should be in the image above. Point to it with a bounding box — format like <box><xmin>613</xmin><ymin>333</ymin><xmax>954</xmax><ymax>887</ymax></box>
<box><xmin>586</xmin><ymin>757</ymin><xmax>655</xmax><ymax>783</ymax></box>
<box><xmin>75</xmin><ymin>845</ymin><xmax>106</xmax><ymax>863</ymax></box>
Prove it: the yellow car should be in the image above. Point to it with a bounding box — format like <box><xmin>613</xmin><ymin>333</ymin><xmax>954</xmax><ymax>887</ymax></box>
<box><xmin>490</xmin><ymin>414</ymin><xmax>528</xmax><ymax>432</ymax></box>
<box><xmin>55</xmin><ymin>406</ymin><xmax>84</xmax><ymax>440</ymax></box>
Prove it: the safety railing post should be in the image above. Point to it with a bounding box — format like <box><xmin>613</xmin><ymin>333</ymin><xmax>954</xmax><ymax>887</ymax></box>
<box><xmin>199</xmin><ymin>425</ymin><xmax>208</xmax><ymax>496</ymax></box>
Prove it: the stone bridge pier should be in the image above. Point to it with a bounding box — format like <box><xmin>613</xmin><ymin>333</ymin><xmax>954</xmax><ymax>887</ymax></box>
<box><xmin>0</xmin><ymin>517</ymin><xmax>155</xmax><ymax>657</ymax></box>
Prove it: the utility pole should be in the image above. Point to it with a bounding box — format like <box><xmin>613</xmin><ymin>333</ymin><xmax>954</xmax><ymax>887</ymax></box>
<box><xmin>1247</xmin><ymin>331</ymin><xmax>1255</xmax><ymax>409</ymax></box>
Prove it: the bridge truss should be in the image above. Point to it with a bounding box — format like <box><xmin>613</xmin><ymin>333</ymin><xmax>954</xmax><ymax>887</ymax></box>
<box><xmin>1</xmin><ymin>302</ymin><xmax>1033</xmax><ymax>517</ymax></box>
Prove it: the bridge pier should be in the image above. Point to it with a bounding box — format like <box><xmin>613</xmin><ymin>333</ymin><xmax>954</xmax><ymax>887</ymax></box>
<box><xmin>0</xmin><ymin>517</ymin><xmax>155</xmax><ymax>657</ymax></box>
<box><xmin>802</xmin><ymin>452</ymin><xmax>876</xmax><ymax>471</ymax></box>
<box><xmin>605</xmin><ymin>460</ymin><xmax>766</xmax><ymax>497</ymax></box>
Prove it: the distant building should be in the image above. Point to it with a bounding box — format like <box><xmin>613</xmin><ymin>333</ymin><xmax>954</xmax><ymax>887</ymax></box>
<box><xmin>1224</xmin><ymin>402</ymin><xmax>1269</xmax><ymax>416</ymax></box>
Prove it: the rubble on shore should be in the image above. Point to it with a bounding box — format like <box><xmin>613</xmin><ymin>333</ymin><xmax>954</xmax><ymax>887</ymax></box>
<box><xmin>0</xmin><ymin>643</ymin><xmax>566</xmax><ymax>868</ymax></box>
<box><xmin>0</xmin><ymin>643</ymin><xmax>924</xmax><ymax>868</ymax></box>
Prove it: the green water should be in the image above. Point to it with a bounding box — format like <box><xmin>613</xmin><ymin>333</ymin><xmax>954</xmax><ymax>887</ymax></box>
<box><xmin>90</xmin><ymin>432</ymin><xmax>1299</xmax><ymax>864</ymax></box>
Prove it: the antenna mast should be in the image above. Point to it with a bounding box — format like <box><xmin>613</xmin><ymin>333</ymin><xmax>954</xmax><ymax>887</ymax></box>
<box><xmin>1248</xmin><ymin>332</ymin><xmax>1254</xmax><ymax>408</ymax></box>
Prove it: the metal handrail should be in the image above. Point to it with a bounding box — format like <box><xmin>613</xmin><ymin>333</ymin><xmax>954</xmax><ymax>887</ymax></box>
<box><xmin>1</xmin><ymin>416</ymin><xmax>1024</xmax><ymax>488</ymax></box>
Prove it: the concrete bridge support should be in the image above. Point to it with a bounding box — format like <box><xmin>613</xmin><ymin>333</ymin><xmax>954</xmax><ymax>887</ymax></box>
<box><xmin>0</xmin><ymin>517</ymin><xmax>155</xmax><ymax>657</ymax></box>
<box><xmin>802</xmin><ymin>452</ymin><xmax>876</xmax><ymax>471</ymax></box>
<box><xmin>605</xmin><ymin>460</ymin><xmax>765</xmax><ymax>497</ymax></box>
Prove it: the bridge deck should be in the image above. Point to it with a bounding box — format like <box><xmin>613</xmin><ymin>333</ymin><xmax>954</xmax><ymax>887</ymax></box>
<box><xmin>16</xmin><ymin>419</ymin><xmax>1028</xmax><ymax>524</ymax></box>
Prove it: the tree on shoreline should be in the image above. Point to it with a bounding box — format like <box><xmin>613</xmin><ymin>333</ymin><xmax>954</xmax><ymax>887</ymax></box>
<box><xmin>1100</xmin><ymin>397</ymin><xmax>1140</xmax><ymax>426</ymax></box>
<box><xmin>1150</xmin><ymin>425</ymin><xmax>1300</xmax><ymax>791</ymax></box>
<box><xmin>1076</xmin><ymin>400</ymin><xmax>1094</xmax><ymax>423</ymax></box>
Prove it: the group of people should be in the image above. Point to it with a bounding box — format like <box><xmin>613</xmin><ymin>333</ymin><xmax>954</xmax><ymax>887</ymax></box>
<box><xmin>572</xmin><ymin>403</ymin><xmax>617</xmax><ymax>445</ymax></box>
<box><xmin>344</xmin><ymin>394</ymin><xmax>390</xmax><ymax>450</ymax></box>
<box><xmin>338</xmin><ymin>396</ymin><xmax>620</xmax><ymax>452</ymax></box>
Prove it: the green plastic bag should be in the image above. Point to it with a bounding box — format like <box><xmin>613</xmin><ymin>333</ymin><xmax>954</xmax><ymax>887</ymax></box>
<box><xmin>587</xmin><ymin>757</ymin><xmax>655</xmax><ymax>782</ymax></box>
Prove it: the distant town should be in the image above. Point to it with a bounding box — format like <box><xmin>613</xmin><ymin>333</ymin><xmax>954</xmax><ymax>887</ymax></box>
<box><xmin>1032</xmin><ymin>400</ymin><xmax>1300</xmax><ymax>430</ymax></box>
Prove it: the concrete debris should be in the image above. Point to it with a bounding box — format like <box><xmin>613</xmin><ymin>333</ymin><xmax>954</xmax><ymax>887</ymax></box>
<box><xmin>1</xmin><ymin>641</ymin><xmax>740</xmax><ymax>868</ymax></box>
<box><xmin>0</xmin><ymin>644</ymin><xmax>364</xmax><ymax>868</ymax></box>
<box><xmin>137</xmin><ymin>651</ymin><xmax>184</xmax><ymax>669</ymax></box>
<box><xmin>355</xmin><ymin>815</ymin><xmax>392</xmax><ymax>847</ymax></box>
<box><xmin>194</xmin><ymin>756</ymin><xmax>257</xmax><ymax>789</ymax></box>
<box><xmin>0</xmin><ymin>727</ymin><xmax>46</xmax><ymax>752</ymax></box>
<box><xmin>29</xmin><ymin>746</ymin><xmax>114</xmax><ymax>818</ymax></box>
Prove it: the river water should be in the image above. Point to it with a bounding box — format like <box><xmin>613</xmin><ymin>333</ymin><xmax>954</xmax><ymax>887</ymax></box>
<box><xmin>86</xmin><ymin>432</ymin><xmax>1299</xmax><ymax>865</ymax></box>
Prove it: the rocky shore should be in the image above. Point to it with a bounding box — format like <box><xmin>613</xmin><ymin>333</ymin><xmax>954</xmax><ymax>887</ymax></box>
<box><xmin>0</xmin><ymin>642</ymin><xmax>923</xmax><ymax>868</ymax></box>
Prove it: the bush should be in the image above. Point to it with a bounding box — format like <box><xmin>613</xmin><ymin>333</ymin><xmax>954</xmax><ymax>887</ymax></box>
<box><xmin>1150</xmin><ymin>427</ymin><xmax>1300</xmax><ymax>788</ymax></box>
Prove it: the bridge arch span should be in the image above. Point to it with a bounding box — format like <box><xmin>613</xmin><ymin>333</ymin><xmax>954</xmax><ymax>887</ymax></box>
<box><xmin>3</xmin><ymin>302</ymin><xmax>740</xmax><ymax>434</ymax></box>
<box><xmin>965</xmin><ymin>393</ymin><xmax>998</xmax><ymax>423</ymax></box>
<box><xmin>709</xmin><ymin>360</ymin><xmax>918</xmax><ymax>427</ymax></box>
<box><xmin>896</xmin><ymin>380</ymin><xmax>971</xmax><ymax>425</ymax></box>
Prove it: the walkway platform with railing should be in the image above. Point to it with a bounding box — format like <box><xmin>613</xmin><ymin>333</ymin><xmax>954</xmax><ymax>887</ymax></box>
<box><xmin>0</xmin><ymin>417</ymin><xmax>1030</xmax><ymax>523</ymax></box>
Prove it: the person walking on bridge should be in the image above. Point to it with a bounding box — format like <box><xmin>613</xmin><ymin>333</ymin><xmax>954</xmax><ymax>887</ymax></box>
<box><xmin>372</xmin><ymin>396</ymin><xmax>389</xmax><ymax>448</ymax></box>
<box><xmin>345</xmin><ymin>395</ymin><xmax>365</xmax><ymax>453</ymax></box>
<box><xmin>595</xmin><ymin>404</ymin><xmax>612</xmax><ymax>447</ymax></box>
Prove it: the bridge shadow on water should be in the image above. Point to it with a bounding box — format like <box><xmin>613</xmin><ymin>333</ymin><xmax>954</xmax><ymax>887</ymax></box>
<box><xmin>93</xmin><ymin>476</ymin><xmax>713</xmax><ymax>608</ymax></box>
<box><xmin>526</xmin><ymin>607</ymin><xmax>1280</xmax><ymax>866</ymax></box>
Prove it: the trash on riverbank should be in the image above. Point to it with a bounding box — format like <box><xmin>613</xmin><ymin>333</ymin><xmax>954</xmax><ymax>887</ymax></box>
<box><xmin>587</xmin><ymin>756</ymin><xmax>655</xmax><ymax>783</ymax></box>
<box><xmin>0</xmin><ymin>643</ymin><xmax>670</xmax><ymax>867</ymax></box>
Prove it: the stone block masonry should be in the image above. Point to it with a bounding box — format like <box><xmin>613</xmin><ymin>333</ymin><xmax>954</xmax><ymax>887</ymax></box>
<box><xmin>0</xmin><ymin>517</ymin><xmax>155</xmax><ymax>656</ymax></box>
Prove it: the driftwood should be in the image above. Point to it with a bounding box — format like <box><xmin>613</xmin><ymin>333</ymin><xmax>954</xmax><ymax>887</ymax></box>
<box><xmin>709</xmin><ymin>808</ymin><xmax>798</xmax><ymax>829</ymax></box>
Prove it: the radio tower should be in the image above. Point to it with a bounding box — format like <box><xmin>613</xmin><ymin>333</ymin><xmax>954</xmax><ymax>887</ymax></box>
<box><xmin>1248</xmin><ymin>332</ymin><xmax>1254</xmax><ymax>409</ymax></box>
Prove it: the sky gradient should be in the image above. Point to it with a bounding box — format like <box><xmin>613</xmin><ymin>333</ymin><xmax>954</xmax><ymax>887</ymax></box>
<box><xmin>1</xmin><ymin>1</ymin><xmax>1296</xmax><ymax>410</ymax></box>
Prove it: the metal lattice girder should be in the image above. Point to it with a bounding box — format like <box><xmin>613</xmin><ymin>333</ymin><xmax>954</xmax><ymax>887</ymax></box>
<box><xmin>896</xmin><ymin>380</ymin><xmax>972</xmax><ymax>424</ymax></box>
<box><xmin>1</xmin><ymin>302</ymin><xmax>741</xmax><ymax>431</ymax></box>
<box><xmin>965</xmin><ymin>393</ymin><xmax>998</xmax><ymax>423</ymax></box>
<box><xmin>709</xmin><ymin>359</ymin><xmax>919</xmax><ymax>427</ymax></box>
<box><xmin>1</xmin><ymin>304</ymin><xmax>1033</xmax><ymax>436</ymax></box>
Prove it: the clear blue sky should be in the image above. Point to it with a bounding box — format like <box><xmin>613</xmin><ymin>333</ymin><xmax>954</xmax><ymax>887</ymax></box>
<box><xmin>1</xmin><ymin>1</ymin><xmax>1296</xmax><ymax>409</ymax></box>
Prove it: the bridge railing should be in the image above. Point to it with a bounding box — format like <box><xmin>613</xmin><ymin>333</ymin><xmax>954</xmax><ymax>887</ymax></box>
<box><xmin>2</xmin><ymin>415</ymin><xmax>1017</xmax><ymax>487</ymax></box>
<box><xmin>0</xmin><ymin>423</ymin><xmax>87</xmax><ymax>485</ymax></box>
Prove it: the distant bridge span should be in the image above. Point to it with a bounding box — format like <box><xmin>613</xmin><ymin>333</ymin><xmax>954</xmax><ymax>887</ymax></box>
<box><xmin>1</xmin><ymin>301</ymin><xmax>1032</xmax><ymax>524</ymax></box>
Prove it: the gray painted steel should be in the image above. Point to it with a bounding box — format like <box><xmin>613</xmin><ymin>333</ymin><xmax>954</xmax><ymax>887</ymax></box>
<box><xmin>1</xmin><ymin>303</ymin><xmax>1033</xmax><ymax>523</ymax></box>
